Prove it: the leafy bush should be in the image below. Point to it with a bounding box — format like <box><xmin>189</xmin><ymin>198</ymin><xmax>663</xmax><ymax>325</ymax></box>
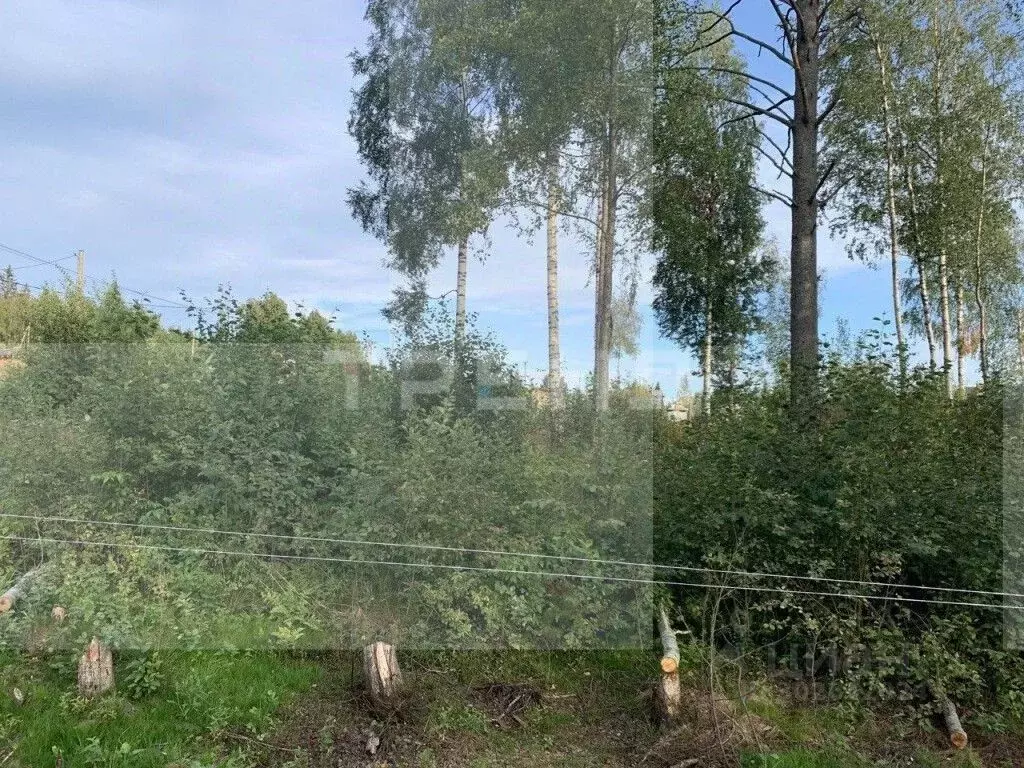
<box><xmin>655</xmin><ymin>336</ymin><xmax>1014</xmax><ymax>715</ymax></box>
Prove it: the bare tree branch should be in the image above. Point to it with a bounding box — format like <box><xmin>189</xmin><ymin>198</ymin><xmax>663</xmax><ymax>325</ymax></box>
<box><xmin>752</xmin><ymin>184</ymin><xmax>794</xmax><ymax>207</ymax></box>
<box><xmin>754</xmin><ymin>125</ymin><xmax>794</xmax><ymax>170</ymax></box>
<box><xmin>691</xmin><ymin>8</ymin><xmax>795</xmax><ymax>69</ymax></box>
<box><xmin>769</xmin><ymin>0</ymin><xmax>798</xmax><ymax>57</ymax></box>
<box><xmin>751</xmin><ymin>142</ymin><xmax>794</xmax><ymax>180</ymax></box>
<box><xmin>678</xmin><ymin>65</ymin><xmax>794</xmax><ymax>98</ymax></box>
<box><xmin>720</xmin><ymin>95</ymin><xmax>795</xmax><ymax>128</ymax></box>
<box><xmin>817</xmin><ymin>90</ymin><xmax>841</xmax><ymax>126</ymax></box>
<box><xmin>813</xmin><ymin>159</ymin><xmax>838</xmax><ymax>200</ymax></box>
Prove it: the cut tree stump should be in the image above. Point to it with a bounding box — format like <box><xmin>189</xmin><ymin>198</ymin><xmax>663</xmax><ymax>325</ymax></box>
<box><xmin>655</xmin><ymin>605</ymin><xmax>682</xmax><ymax>725</ymax></box>
<box><xmin>77</xmin><ymin>637</ymin><xmax>114</xmax><ymax>698</ymax></box>
<box><xmin>363</xmin><ymin>642</ymin><xmax>402</xmax><ymax>707</ymax></box>
<box><xmin>0</xmin><ymin>567</ymin><xmax>47</xmax><ymax>615</ymax></box>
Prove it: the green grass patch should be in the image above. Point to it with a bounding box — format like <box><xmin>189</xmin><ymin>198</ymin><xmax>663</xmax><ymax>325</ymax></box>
<box><xmin>740</xmin><ymin>748</ymin><xmax>871</xmax><ymax>768</ymax></box>
<box><xmin>0</xmin><ymin>649</ymin><xmax>320</xmax><ymax>767</ymax></box>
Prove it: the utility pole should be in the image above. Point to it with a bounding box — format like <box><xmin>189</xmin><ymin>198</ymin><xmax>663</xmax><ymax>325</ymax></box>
<box><xmin>76</xmin><ymin>250</ymin><xmax>85</xmax><ymax>293</ymax></box>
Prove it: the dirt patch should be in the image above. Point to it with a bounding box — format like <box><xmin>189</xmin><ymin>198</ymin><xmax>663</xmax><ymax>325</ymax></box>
<box><xmin>230</xmin><ymin>651</ymin><xmax>428</xmax><ymax>768</ymax></box>
<box><xmin>966</xmin><ymin>730</ymin><xmax>1024</xmax><ymax>768</ymax></box>
<box><xmin>471</xmin><ymin>683</ymin><xmax>542</xmax><ymax>728</ymax></box>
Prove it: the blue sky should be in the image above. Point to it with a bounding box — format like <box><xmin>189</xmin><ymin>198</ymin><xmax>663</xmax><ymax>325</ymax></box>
<box><xmin>0</xmin><ymin>1</ymin><xmax>901</xmax><ymax>397</ymax></box>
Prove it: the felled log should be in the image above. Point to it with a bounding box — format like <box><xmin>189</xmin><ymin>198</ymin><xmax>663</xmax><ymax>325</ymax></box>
<box><xmin>0</xmin><ymin>567</ymin><xmax>47</xmax><ymax>614</ymax></box>
<box><xmin>658</xmin><ymin>605</ymin><xmax>680</xmax><ymax>674</ymax></box>
<box><xmin>77</xmin><ymin>637</ymin><xmax>114</xmax><ymax>698</ymax></box>
<box><xmin>655</xmin><ymin>605</ymin><xmax>682</xmax><ymax>724</ymax></box>
<box><xmin>363</xmin><ymin>641</ymin><xmax>402</xmax><ymax>707</ymax></box>
<box><xmin>927</xmin><ymin>682</ymin><xmax>968</xmax><ymax>749</ymax></box>
<box><xmin>939</xmin><ymin>695</ymin><xmax>968</xmax><ymax>749</ymax></box>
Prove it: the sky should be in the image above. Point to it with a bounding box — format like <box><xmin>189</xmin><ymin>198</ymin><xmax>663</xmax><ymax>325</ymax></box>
<box><xmin>0</xmin><ymin>0</ymin><xmax>902</xmax><ymax>397</ymax></box>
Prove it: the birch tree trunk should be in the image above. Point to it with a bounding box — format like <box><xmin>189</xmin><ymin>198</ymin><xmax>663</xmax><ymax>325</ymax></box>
<box><xmin>701</xmin><ymin>308</ymin><xmax>713</xmax><ymax>418</ymax></box>
<box><xmin>594</xmin><ymin>22</ymin><xmax>619</xmax><ymax>414</ymax></box>
<box><xmin>955</xmin><ymin>282</ymin><xmax>966</xmax><ymax>395</ymax></box>
<box><xmin>455</xmin><ymin>236</ymin><xmax>469</xmax><ymax>349</ymax></box>
<box><xmin>975</xmin><ymin>126</ymin><xmax>991</xmax><ymax>383</ymax></box>
<box><xmin>1018</xmin><ymin>308</ymin><xmax>1024</xmax><ymax>374</ymax></box>
<box><xmin>902</xmin><ymin>153</ymin><xmax>937</xmax><ymax>370</ymax></box>
<box><xmin>874</xmin><ymin>37</ymin><xmax>907</xmax><ymax>380</ymax></box>
<box><xmin>546</xmin><ymin>161</ymin><xmax>565</xmax><ymax>410</ymax></box>
<box><xmin>938</xmin><ymin>249</ymin><xmax>955</xmax><ymax>396</ymax></box>
<box><xmin>932</xmin><ymin>11</ymin><xmax>955</xmax><ymax>399</ymax></box>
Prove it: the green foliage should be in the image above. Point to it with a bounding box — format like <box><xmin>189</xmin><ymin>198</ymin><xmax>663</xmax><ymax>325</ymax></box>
<box><xmin>0</xmin><ymin>649</ymin><xmax>318</xmax><ymax>768</ymax></box>
<box><xmin>656</xmin><ymin>331</ymin><xmax>1016</xmax><ymax>715</ymax></box>
<box><xmin>653</xmin><ymin>7</ymin><xmax>772</xmax><ymax>389</ymax></box>
<box><xmin>0</xmin><ymin>282</ymin><xmax>652</xmax><ymax>653</ymax></box>
<box><xmin>0</xmin><ymin>281</ymin><xmax>160</xmax><ymax>346</ymax></box>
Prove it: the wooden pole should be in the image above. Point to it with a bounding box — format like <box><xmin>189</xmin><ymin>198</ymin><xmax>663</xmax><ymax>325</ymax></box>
<box><xmin>76</xmin><ymin>250</ymin><xmax>86</xmax><ymax>293</ymax></box>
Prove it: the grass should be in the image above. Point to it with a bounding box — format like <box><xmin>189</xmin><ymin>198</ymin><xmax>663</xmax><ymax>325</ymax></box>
<box><xmin>0</xmin><ymin>645</ymin><xmax>1020</xmax><ymax>767</ymax></box>
<box><xmin>740</xmin><ymin>749</ymin><xmax>870</xmax><ymax>768</ymax></box>
<box><xmin>0</xmin><ymin>649</ymin><xmax>321</xmax><ymax>767</ymax></box>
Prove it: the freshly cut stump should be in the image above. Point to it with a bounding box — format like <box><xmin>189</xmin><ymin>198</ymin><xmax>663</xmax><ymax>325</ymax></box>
<box><xmin>77</xmin><ymin>637</ymin><xmax>114</xmax><ymax>698</ymax></box>
<box><xmin>363</xmin><ymin>641</ymin><xmax>402</xmax><ymax>707</ymax></box>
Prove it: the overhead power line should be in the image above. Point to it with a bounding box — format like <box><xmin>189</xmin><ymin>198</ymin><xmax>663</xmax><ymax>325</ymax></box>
<box><xmin>0</xmin><ymin>241</ymin><xmax>187</xmax><ymax>309</ymax></box>
<box><xmin>2</xmin><ymin>533</ymin><xmax>1020</xmax><ymax>612</ymax></box>
<box><xmin>3</xmin><ymin>511</ymin><xmax>1023</xmax><ymax>605</ymax></box>
<box><xmin>4</xmin><ymin>254</ymin><xmax>77</xmax><ymax>271</ymax></box>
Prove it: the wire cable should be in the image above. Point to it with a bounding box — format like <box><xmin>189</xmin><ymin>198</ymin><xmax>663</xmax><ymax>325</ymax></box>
<box><xmin>5</xmin><ymin>255</ymin><xmax>77</xmax><ymax>271</ymax></box>
<box><xmin>2</xmin><ymin>533</ymin><xmax>1020</xmax><ymax>612</ymax></box>
<box><xmin>0</xmin><ymin>242</ymin><xmax>187</xmax><ymax>309</ymax></box>
<box><xmin>3</xmin><ymin>510</ymin><xmax>1021</xmax><ymax>602</ymax></box>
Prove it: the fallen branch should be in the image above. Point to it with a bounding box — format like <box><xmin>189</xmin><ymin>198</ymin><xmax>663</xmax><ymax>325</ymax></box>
<box><xmin>928</xmin><ymin>682</ymin><xmax>968</xmax><ymax>749</ymax></box>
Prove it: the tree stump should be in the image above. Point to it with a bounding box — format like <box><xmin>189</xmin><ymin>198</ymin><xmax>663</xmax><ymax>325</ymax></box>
<box><xmin>655</xmin><ymin>668</ymin><xmax>682</xmax><ymax>725</ymax></box>
<box><xmin>77</xmin><ymin>637</ymin><xmax>114</xmax><ymax>698</ymax></box>
<box><xmin>363</xmin><ymin>641</ymin><xmax>402</xmax><ymax>707</ymax></box>
<box><xmin>51</xmin><ymin>605</ymin><xmax>67</xmax><ymax>623</ymax></box>
<box><xmin>655</xmin><ymin>605</ymin><xmax>683</xmax><ymax>725</ymax></box>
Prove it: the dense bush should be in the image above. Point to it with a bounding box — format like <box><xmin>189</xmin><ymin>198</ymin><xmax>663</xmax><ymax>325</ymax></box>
<box><xmin>655</xmin><ymin>337</ymin><xmax>1015</xmax><ymax>716</ymax></box>
<box><xmin>0</xmin><ymin>288</ymin><xmax>652</xmax><ymax>653</ymax></box>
